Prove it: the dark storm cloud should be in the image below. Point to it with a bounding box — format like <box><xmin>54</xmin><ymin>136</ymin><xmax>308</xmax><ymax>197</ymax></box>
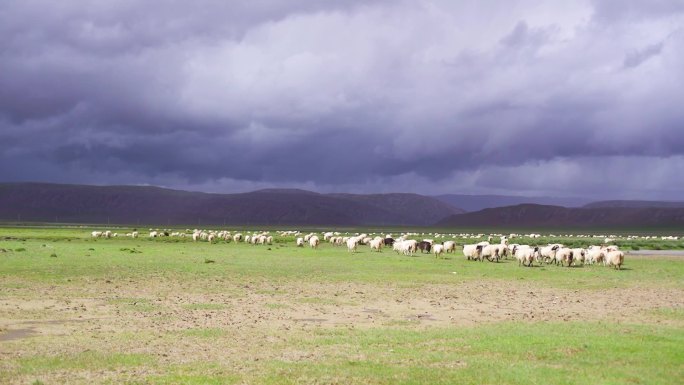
<box><xmin>1</xmin><ymin>1</ymin><xmax>684</xmax><ymax>199</ymax></box>
<box><xmin>623</xmin><ymin>43</ymin><xmax>663</xmax><ymax>68</ymax></box>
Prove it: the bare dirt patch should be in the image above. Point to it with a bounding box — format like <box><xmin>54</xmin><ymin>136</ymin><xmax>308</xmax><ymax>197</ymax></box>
<box><xmin>1</xmin><ymin>279</ymin><xmax>681</xmax><ymax>341</ymax></box>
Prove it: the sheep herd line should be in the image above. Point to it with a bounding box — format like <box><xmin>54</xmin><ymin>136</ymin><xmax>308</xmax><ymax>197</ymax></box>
<box><xmin>89</xmin><ymin>229</ymin><xmax>635</xmax><ymax>270</ymax></box>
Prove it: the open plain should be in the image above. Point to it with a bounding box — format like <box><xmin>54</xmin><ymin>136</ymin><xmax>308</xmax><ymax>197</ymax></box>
<box><xmin>1</xmin><ymin>227</ymin><xmax>683</xmax><ymax>384</ymax></box>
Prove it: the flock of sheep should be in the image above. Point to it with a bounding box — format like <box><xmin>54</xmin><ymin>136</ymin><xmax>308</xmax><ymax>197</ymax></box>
<box><xmin>461</xmin><ymin>238</ymin><xmax>624</xmax><ymax>270</ymax></box>
<box><xmin>89</xmin><ymin>228</ymin><xmax>630</xmax><ymax>270</ymax></box>
<box><xmin>304</xmin><ymin>232</ymin><xmax>625</xmax><ymax>270</ymax></box>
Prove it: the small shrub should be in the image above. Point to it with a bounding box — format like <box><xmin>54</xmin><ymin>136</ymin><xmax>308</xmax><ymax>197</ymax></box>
<box><xmin>49</xmin><ymin>253</ymin><xmax>58</xmax><ymax>258</ymax></box>
<box><xmin>631</xmin><ymin>245</ymin><xmax>640</xmax><ymax>251</ymax></box>
<box><xmin>15</xmin><ymin>247</ymin><xmax>26</xmax><ymax>252</ymax></box>
<box><xmin>204</xmin><ymin>258</ymin><xmax>215</xmax><ymax>264</ymax></box>
<box><xmin>120</xmin><ymin>247</ymin><xmax>142</xmax><ymax>253</ymax></box>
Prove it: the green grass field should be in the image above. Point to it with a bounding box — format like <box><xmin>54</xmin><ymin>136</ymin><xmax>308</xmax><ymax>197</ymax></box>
<box><xmin>1</xmin><ymin>226</ymin><xmax>683</xmax><ymax>384</ymax></box>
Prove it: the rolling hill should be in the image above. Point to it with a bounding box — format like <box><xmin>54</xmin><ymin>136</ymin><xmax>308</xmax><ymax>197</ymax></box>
<box><xmin>434</xmin><ymin>194</ymin><xmax>590</xmax><ymax>212</ymax></box>
<box><xmin>583</xmin><ymin>200</ymin><xmax>684</xmax><ymax>209</ymax></box>
<box><xmin>436</xmin><ymin>204</ymin><xmax>684</xmax><ymax>228</ymax></box>
<box><xmin>0</xmin><ymin>183</ymin><xmax>463</xmax><ymax>226</ymax></box>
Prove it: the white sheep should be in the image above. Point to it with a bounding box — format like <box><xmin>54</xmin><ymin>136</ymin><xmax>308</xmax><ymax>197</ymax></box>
<box><xmin>309</xmin><ymin>235</ymin><xmax>320</xmax><ymax>249</ymax></box>
<box><xmin>463</xmin><ymin>244</ymin><xmax>484</xmax><ymax>261</ymax></box>
<box><xmin>554</xmin><ymin>247</ymin><xmax>574</xmax><ymax>267</ymax></box>
<box><xmin>393</xmin><ymin>240</ymin><xmax>417</xmax><ymax>256</ymax></box>
<box><xmin>369</xmin><ymin>238</ymin><xmax>383</xmax><ymax>252</ymax></box>
<box><xmin>540</xmin><ymin>244</ymin><xmax>562</xmax><ymax>264</ymax></box>
<box><xmin>586</xmin><ymin>246</ymin><xmax>605</xmax><ymax>265</ymax></box>
<box><xmin>433</xmin><ymin>244</ymin><xmax>445</xmax><ymax>258</ymax></box>
<box><xmin>572</xmin><ymin>248</ymin><xmax>586</xmax><ymax>265</ymax></box>
<box><xmin>296</xmin><ymin>237</ymin><xmax>304</xmax><ymax>247</ymax></box>
<box><xmin>514</xmin><ymin>245</ymin><xmax>538</xmax><ymax>267</ymax></box>
<box><xmin>443</xmin><ymin>241</ymin><xmax>456</xmax><ymax>253</ymax></box>
<box><xmin>605</xmin><ymin>250</ymin><xmax>624</xmax><ymax>270</ymax></box>
<box><xmin>346</xmin><ymin>237</ymin><xmax>360</xmax><ymax>253</ymax></box>
<box><xmin>481</xmin><ymin>244</ymin><xmax>500</xmax><ymax>262</ymax></box>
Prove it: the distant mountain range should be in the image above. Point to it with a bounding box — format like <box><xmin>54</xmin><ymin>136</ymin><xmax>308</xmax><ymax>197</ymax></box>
<box><xmin>583</xmin><ymin>200</ymin><xmax>684</xmax><ymax>209</ymax></box>
<box><xmin>436</xmin><ymin>204</ymin><xmax>684</xmax><ymax>228</ymax></box>
<box><xmin>434</xmin><ymin>194</ymin><xmax>591</xmax><ymax>212</ymax></box>
<box><xmin>0</xmin><ymin>183</ymin><xmax>463</xmax><ymax>226</ymax></box>
<box><xmin>2</xmin><ymin>182</ymin><xmax>684</xmax><ymax>228</ymax></box>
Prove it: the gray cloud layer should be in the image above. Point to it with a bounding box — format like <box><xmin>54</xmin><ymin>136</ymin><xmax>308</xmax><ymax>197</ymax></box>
<box><xmin>1</xmin><ymin>1</ymin><xmax>683</xmax><ymax>199</ymax></box>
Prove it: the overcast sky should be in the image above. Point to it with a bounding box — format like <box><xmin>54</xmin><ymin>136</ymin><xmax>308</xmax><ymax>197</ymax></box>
<box><xmin>1</xmin><ymin>1</ymin><xmax>683</xmax><ymax>199</ymax></box>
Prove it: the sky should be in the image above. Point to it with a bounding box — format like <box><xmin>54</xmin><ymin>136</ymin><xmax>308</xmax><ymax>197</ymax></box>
<box><xmin>1</xmin><ymin>0</ymin><xmax>683</xmax><ymax>199</ymax></box>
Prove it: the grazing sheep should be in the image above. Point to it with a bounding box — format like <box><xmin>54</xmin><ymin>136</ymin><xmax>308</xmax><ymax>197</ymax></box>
<box><xmin>555</xmin><ymin>247</ymin><xmax>574</xmax><ymax>267</ymax></box>
<box><xmin>91</xmin><ymin>231</ymin><xmax>103</xmax><ymax>238</ymax></box>
<box><xmin>586</xmin><ymin>246</ymin><xmax>605</xmax><ymax>265</ymax></box>
<box><xmin>508</xmin><ymin>243</ymin><xmax>519</xmax><ymax>256</ymax></box>
<box><xmin>369</xmin><ymin>238</ymin><xmax>383</xmax><ymax>252</ymax></box>
<box><xmin>384</xmin><ymin>237</ymin><xmax>395</xmax><ymax>246</ymax></box>
<box><xmin>514</xmin><ymin>246</ymin><xmax>538</xmax><ymax>267</ymax></box>
<box><xmin>394</xmin><ymin>240</ymin><xmax>417</xmax><ymax>256</ymax></box>
<box><xmin>572</xmin><ymin>248</ymin><xmax>587</xmax><ymax>265</ymax></box>
<box><xmin>149</xmin><ymin>231</ymin><xmax>158</xmax><ymax>238</ymax></box>
<box><xmin>296</xmin><ymin>237</ymin><xmax>304</xmax><ymax>247</ymax></box>
<box><xmin>498</xmin><ymin>243</ymin><xmax>510</xmax><ymax>259</ymax></box>
<box><xmin>540</xmin><ymin>244</ymin><xmax>562</xmax><ymax>264</ymax></box>
<box><xmin>131</xmin><ymin>231</ymin><xmax>138</xmax><ymax>238</ymax></box>
<box><xmin>443</xmin><ymin>241</ymin><xmax>456</xmax><ymax>253</ymax></box>
<box><xmin>481</xmin><ymin>244</ymin><xmax>500</xmax><ymax>262</ymax></box>
<box><xmin>463</xmin><ymin>244</ymin><xmax>484</xmax><ymax>261</ymax></box>
<box><xmin>309</xmin><ymin>236</ymin><xmax>320</xmax><ymax>249</ymax></box>
<box><xmin>346</xmin><ymin>237</ymin><xmax>360</xmax><ymax>253</ymax></box>
<box><xmin>606</xmin><ymin>250</ymin><xmax>625</xmax><ymax>270</ymax></box>
<box><xmin>393</xmin><ymin>241</ymin><xmax>404</xmax><ymax>254</ymax></box>
<box><xmin>404</xmin><ymin>240</ymin><xmax>418</xmax><ymax>255</ymax></box>
<box><xmin>233</xmin><ymin>233</ymin><xmax>243</xmax><ymax>242</ymax></box>
<box><xmin>433</xmin><ymin>244</ymin><xmax>445</xmax><ymax>258</ymax></box>
<box><xmin>417</xmin><ymin>241</ymin><xmax>432</xmax><ymax>253</ymax></box>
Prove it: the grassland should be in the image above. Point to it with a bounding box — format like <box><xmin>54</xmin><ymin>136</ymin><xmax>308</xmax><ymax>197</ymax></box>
<box><xmin>1</xmin><ymin>226</ymin><xmax>683</xmax><ymax>384</ymax></box>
